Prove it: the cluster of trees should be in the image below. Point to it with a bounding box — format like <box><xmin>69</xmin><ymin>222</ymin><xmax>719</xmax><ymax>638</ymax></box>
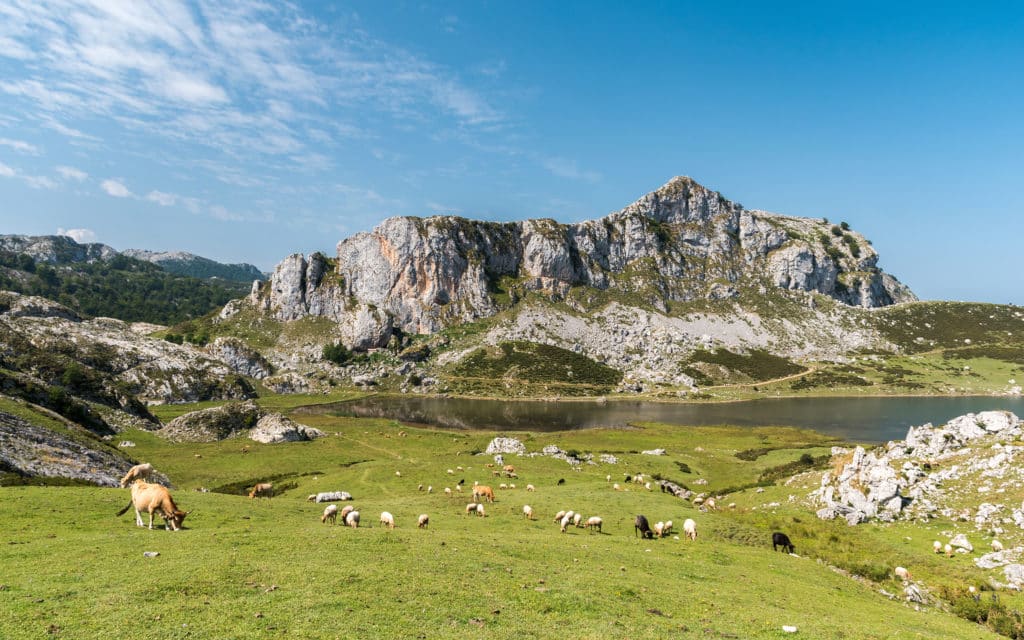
<box><xmin>0</xmin><ymin>250</ymin><xmax>248</xmax><ymax>325</ymax></box>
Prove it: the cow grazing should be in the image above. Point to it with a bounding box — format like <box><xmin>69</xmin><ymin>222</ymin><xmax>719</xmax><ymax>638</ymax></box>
<box><xmin>116</xmin><ymin>481</ymin><xmax>188</xmax><ymax>531</ymax></box>
<box><xmin>473</xmin><ymin>485</ymin><xmax>495</xmax><ymax>503</ymax></box>
<box><xmin>772</xmin><ymin>532</ymin><xmax>795</xmax><ymax>553</ymax></box>
<box><xmin>119</xmin><ymin>462</ymin><xmax>154</xmax><ymax>488</ymax></box>
<box><xmin>634</xmin><ymin>514</ymin><xmax>654</xmax><ymax>539</ymax></box>
<box><xmin>248</xmin><ymin>482</ymin><xmax>273</xmax><ymax>499</ymax></box>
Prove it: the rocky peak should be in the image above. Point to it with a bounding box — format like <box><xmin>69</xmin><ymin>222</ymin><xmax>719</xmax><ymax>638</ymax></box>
<box><xmin>248</xmin><ymin>176</ymin><xmax>917</xmax><ymax>349</ymax></box>
<box><xmin>0</xmin><ymin>234</ymin><xmax>117</xmax><ymax>264</ymax></box>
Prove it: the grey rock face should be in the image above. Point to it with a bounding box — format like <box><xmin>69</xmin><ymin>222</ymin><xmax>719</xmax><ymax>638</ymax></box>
<box><xmin>248</xmin><ymin>177</ymin><xmax>916</xmax><ymax>349</ymax></box>
<box><xmin>205</xmin><ymin>337</ymin><xmax>273</xmax><ymax>379</ymax></box>
<box><xmin>0</xmin><ymin>411</ymin><xmax>135</xmax><ymax>486</ymax></box>
<box><xmin>249</xmin><ymin>413</ymin><xmax>324</xmax><ymax>444</ymax></box>
<box><xmin>485</xmin><ymin>437</ymin><xmax>526</xmax><ymax>455</ymax></box>
<box><xmin>0</xmin><ymin>234</ymin><xmax>117</xmax><ymax>264</ymax></box>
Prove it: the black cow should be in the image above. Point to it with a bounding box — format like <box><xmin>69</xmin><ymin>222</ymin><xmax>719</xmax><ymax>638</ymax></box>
<box><xmin>772</xmin><ymin>532</ymin><xmax>795</xmax><ymax>553</ymax></box>
<box><xmin>635</xmin><ymin>514</ymin><xmax>654</xmax><ymax>539</ymax></box>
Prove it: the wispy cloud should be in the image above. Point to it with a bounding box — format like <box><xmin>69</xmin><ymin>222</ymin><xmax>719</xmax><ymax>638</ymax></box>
<box><xmin>146</xmin><ymin>190</ymin><xmax>177</xmax><ymax>206</ymax></box>
<box><xmin>101</xmin><ymin>178</ymin><xmax>132</xmax><ymax>198</ymax></box>
<box><xmin>0</xmin><ymin>162</ymin><xmax>15</xmax><ymax>178</ymax></box>
<box><xmin>57</xmin><ymin>227</ymin><xmax>97</xmax><ymax>243</ymax></box>
<box><xmin>56</xmin><ymin>165</ymin><xmax>88</xmax><ymax>181</ymax></box>
<box><xmin>542</xmin><ymin>157</ymin><xmax>602</xmax><ymax>183</ymax></box>
<box><xmin>0</xmin><ymin>137</ymin><xmax>39</xmax><ymax>154</ymax></box>
<box><xmin>0</xmin><ymin>160</ymin><xmax>58</xmax><ymax>189</ymax></box>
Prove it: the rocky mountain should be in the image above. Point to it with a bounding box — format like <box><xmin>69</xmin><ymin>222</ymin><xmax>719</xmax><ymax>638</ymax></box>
<box><xmin>0</xmin><ymin>234</ymin><xmax>118</xmax><ymax>264</ymax></box>
<box><xmin>241</xmin><ymin>176</ymin><xmax>915</xmax><ymax>353</ymax></box>
<box><xmin>123</xmin><ymin>249</ymin><xmax>265</xmax><ymax>282</ymax></box>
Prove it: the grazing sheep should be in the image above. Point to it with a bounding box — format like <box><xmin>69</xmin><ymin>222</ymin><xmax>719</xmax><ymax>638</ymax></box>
<box><xmin>476</xmin><ymin>503</ymin><xmax>486</xmax><ymax>517</ymax></box>
<box><xmin>606</xmin><ymin>475</ymin><xmax>611</xmax><ymax>482</ymax></box>
<box><xmin>557</xmin><ymin>478</ymin><xmax>565</xmax><ymax>485</ymax></box>
<box><xmin>523</xmin><ymin>505</ymin><xmax>535</xmax><ymax>520</ymax></box>
<box><xmin>458</xmin><ymin>479</ymin><xmax>465</xmax><ymax>486</ymax></box>
<box><xmin>455</xmin><ymin>485</ymin><xmax>462</xmax><ymax>493</ymax></box>
<box><xmin>772</xmin><ymin>532</ymin><xmax>795</xmax><ymax>553</ymax></box>
<box><xmin>565</xmin><ymin>510</ymin><xmax>576</xmax><ymax>523</ymax></box>
<box><xmin>418</xmin><ymin>484</ymin><xmax>424</xmax><ymax>491</ymax></box>
<box><xmin>894</xmin><ymin>566</ymin><xmax>912</xmax><ymax>581</ymax></box>
<box><xmin>553</xmin><ymin>510</ymin><xmax>567</xmax><ymax>523</ymax></box>
<box><xmin>634</xmin><ymin>515</ymin><xmax>654</xmax><ymax>539</ymax></box>
<box><xmin>395</xmin><ymin>471</ymin><xmax>402</xmax><ymax>477</ymax></box>
<box><xmin>933</xmin><ymin>540</ymin><xmax>943</xmax><ymax>554</ymax></box>
<box><xmin>444</xmin><ymin>487</ymin><xmax>452</xmax><ymax>497</ymax></box>
<box><xmin>992</xmin><ymin>539</ymin><xmax>1005</xmax><ymax>552</ymax></box>
<box><xmin>447</xmin><ymin>469</ymin><xmax>455</xmax><ymax>475</ymax></box>
<box><xmin>634</xmin><ymin>474</ymin><xmax>644</xmax><ymax>485</ymax></box>
<box><xmin>585</xmin><ymin>516</ymin><xmax>602</xmax><ymax>532</ymax></box>
<box><xmin>380</xmin><ymin>511</ymin><xmax>395</xmax><ymax>529</ymax></box>
<box><xmin>509</xmin><ymin>484</ymin><xmax>516</xmax><ymax>489</ymax></box>
<box><xmin>466</xmin><ymin>502</ymin><xmax>479</xmax><ymax>514</ymax></box>
<box><xmin>307</xmin><ymin>494</ymin><xmax>317</xmax><ymax>502</ymax></box>
<box><xmin>321</xmin><ymin>504</ymin><xmax>338</xmax><ymax>525</ymax></box>
<box><xmin>704</xmin><ymin>498</ymin><xmax>717</xmax><ymax>511</ymax></box>
<box><xmin>560</xmin><ymin>514</ymin><xmax>572</xmax><ymax>533</ymax></box>
<box><xmin>663</xmin><ymin>520</ymin><xmax>673</xmax><ymax>536</ymax></box>
<box><xmin>499</xmin><ymin>483</ymin><xmax>508</xmax><ymax>489</ymax></box>
<box><xmin>119</xmin><ymin>463</ymin><xmax>155</xmax><ymax>488</ymax></box>
<box><xmin>340</xmin><ymin>505</ymin><xmax>354</xmax><ymax>520</ymax></box>
<box><xmin>573</xmin><ymin>513</ymin><xmax>583</xmax><ymax>528</ymax></box>
<box><xmin>456</xmin><ymin>466</ymin><xmax>463</xmax><ymax>471</ymax></box>
<box><xmin>945</xmin><ymin>543</ymin><xmax>954</xmax><ymax>558</ymax></box>
<box><xmin>613</xmin><ymin>483</ymin><xmax>621</xmax><ymax>491</ymax></box>
<box><xmin>346</xmin><ymin>510</ymin><xmax>360</xmax><ymax>528</ymax></box>
<box><xmin>644</xmin><ymin>482</ymin><xmax>652</xmax><ymax>491</ymax></box>
<box><xmin>683</xmin><ymin>518</ymin><xmax>697</xmax><ymax>541</ymax></box>
<box><xmin>417</xmin><ymin>514</ymin><xmax>429</xmax><ymax>529</ymax></box>
<box><xmin>653</xmin><ymin>522</ymin><xmax>665</xmax><ymax>538</ymax></box>
<box><xmin>426</xmin><ymin>485</ymin><xmax>433</xmax><ymax>494</ymax></box>
<box><xmin>526</xmin><ymin>484</ymin><xmax>535</xmax><ymax>492</ymax></box>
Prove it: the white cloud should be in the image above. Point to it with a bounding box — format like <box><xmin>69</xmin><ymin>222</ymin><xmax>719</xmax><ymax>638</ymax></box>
<box><xmin>23</xmin><ymin>174</ymin><xmax>58</xmax><ymax>190</ymax></box>
<box><xmin>57</xmin><ymin>227</ymin><xmax>98</xmax><ymax>243</ymax></box>
<box><xmin>146</xmin><ymin>190</ymin><xmax>177</xmax><ymax>206</ymax></box>
<box><xmin>0</xmin><ymin>137</ymin><xmax>39</xmax><ymax>154</ymax></box>
<box><xmin>101</xmin><ymin>179</ymin><xmax>132</xmax><ymax>198</ymax></box>
<box><xmin>542</xmin><ymin>157</ymin><xmax>602</xmax><ymax>183</ymax></box>
<box><xmin>0</xmin><ymin>162</ymin><xmax>14</xmax><ymax>178</ymax></box>
<box><xmin>210</xmin><ymin>205</ymin><xmax>243</xmax><ymax>222</ymax></box>
<box><xmin>56</xmin><ymin>165</ymin><xmax>88</xmax><ymax>181</ymax></box>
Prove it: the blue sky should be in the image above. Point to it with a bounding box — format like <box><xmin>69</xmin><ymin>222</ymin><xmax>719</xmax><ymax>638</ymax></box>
<box><xmin>0</xmin><ymin>1</ymin><xmax>1021</xmax><ymax>304</ymax></box>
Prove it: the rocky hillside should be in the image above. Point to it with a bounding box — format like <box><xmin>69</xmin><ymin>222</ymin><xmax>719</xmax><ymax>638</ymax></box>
<box><xmin>123</xmin><ymin>249</ymin><xmax>265</xmax><ymax>282</ymax></box>
<box><xmin>248</xmin><ymin>177</ymin><xmax>915</xmax><ymax>352</ymax></box>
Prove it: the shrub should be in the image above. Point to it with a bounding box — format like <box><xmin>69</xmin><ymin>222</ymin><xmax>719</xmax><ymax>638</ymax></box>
<box><xmin>840</xmin><ymin>221</ymin><xmax>850</xmax><ymax>231</ymax></box>
<box><xmin>322</xmin><ymin>342</ymin><xmax>352</xmax><ymax>366</ymax></box>
<box><xmin>831</xmin><ymin>225</ymin><xmax>842</xmax><ymax>237</ymax></box>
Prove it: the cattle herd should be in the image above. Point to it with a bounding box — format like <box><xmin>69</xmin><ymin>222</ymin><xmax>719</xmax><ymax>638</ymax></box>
<box><xmin>113</xmin><ymin>460</ymin><xmax>797</xmax><ymax>556</ymax></box>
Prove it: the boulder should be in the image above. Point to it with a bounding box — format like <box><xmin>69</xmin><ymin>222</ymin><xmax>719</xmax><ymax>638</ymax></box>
<box><xmin>248</xmin><ymin>414</ymin><xmax>324</xmax><ymax>444</ymax></box>
<box><xmin>205</xmin><ymin>337</ymin><xmax>273</xmax><ymax>379</ymax></box>
<box><xmin>950</xmin><ymin>534</ymin><xmax>974</xmax><ymax>553</ymax></box>
<box><xmin>485</xmin><ymin>437</ymin><xmax>526</xmax><ymax>455</ymax></box>
<box><xmin>161</xmin><ymin>401</ymin><xmax>261</xmax><ymax>442</ymax></box>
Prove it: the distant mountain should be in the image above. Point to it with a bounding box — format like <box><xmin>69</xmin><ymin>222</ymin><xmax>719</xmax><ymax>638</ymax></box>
<box><xmin>123</xmin><ymin>249</ymin><xmax>265</xmax><ymax>283</ymax></box>
<box><xmin>0</xmin><ymin>234</ymin><xmax>118</xmax><ymax>264</ymax></box>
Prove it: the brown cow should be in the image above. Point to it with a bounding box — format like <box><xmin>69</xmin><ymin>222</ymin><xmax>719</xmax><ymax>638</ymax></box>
<box><xmin>248</xmin><ymin>482</ymin><xmax>273</xmax><ymax>499</ymax></box>
<box><xmin>116</xmin><ymin>481</ymin><xmax>189</xmax><ymax>531</ymax></box>
<box><xmin>473</xmin><ymin>485</ymin><xmax>495</xmax><ymax>503</ymax></box>
<box><xmin>119</xmin><ymin>462</ymin><xmax>154</xmax><ymax>488</ymax></box>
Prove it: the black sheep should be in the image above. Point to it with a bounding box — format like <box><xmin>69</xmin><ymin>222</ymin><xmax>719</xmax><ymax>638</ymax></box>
<box><xmin>635</xmin><ymin>514</ymin><xmax>654</xmax><ymax>539</ymax></box>
<box><xmin>772</xmin><ymin>532</ymin><xmax>795</xmax><ymax>553</ymax></box>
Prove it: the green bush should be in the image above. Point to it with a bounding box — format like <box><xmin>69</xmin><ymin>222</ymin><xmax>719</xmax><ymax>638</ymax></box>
<box><xmin>322</xmin><ymin>342</ymin><xmax>352</xmax><ymax>366</ymax></box>
<box><xmin>831</xmin><ymin>225</ymin><xmax>843</xmax><ymax>236</ymax></box>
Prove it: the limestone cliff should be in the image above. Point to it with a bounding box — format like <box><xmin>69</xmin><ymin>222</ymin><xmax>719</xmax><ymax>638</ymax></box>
<box><xmin>247</xmin><ymin>177</ymin><xmax>915</xmax><ymax>349</ymax></box>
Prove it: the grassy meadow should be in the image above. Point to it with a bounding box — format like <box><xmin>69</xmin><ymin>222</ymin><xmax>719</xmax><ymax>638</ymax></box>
<box><xmin>1</xmin><ymin>404</ymin><xmax>1014</xmax><ymax>639</ymax></box>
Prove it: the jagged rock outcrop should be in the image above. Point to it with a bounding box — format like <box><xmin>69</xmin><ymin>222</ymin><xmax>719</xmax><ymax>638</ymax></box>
<box><xmin>0</xmin><ymin>292</ymin><xmax>254</xmax><ymax>406</ymax></box>
<box><xmin>813</xmin><ymin>411</ymin><xmax>1022</xmax><ymax>525</ymax></box>
<box><xmin>205</xmin><ymin>337</ymin><xmax>273</xmax><ymax>379</ymax></box>
<box><xmin>0</xmin><ymin>234</ymin><xmax>117</xmax><ymax>264</ymax></box>
<box><xmin>248</xmin><ymin>414</ymin><xmax>324</xmax><ymax>444</ymax></box>
<box><xmin>248</xmin><ymin>177</ymin><xmax>915</xmax><ymax>350</ymax></box>
<box><xmin>0</xmin><ymin>410</ymin><xmax>135</xmax><ymax>486</ymax></box>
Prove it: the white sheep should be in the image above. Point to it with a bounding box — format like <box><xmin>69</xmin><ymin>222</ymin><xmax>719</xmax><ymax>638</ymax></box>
<box><xmin>663</xmin><ymin>520</ymin><xmax>673</xmax><ymax>536</ymax></box>
<box><xmin>634</xmin><ymin>474</ymin><xmax>644</xmax><ymax>484</ymax></box>
<box><xmin>307</xmin><ymin>494</ymin><xmax>317</xmax><ymax>502</ymax></box>
<box><xmin>321</xmin><ymin>504</ymin><xmax>338</xmax><ymax>525</ymax></box>
<box><xmin>345</xmin><ymin>510</ymin><xmax>360</xmax><ymax>528</ymax></box>
<box><xmin>933</xmin><ymin>540</ymin><xmax>943</xmax><ymax>554</ymax></box>
<box><xmin>444</xmin><ymin>487</ymin><xmax>452</xmax><ymax>497</ymax></box>
<box><xmin>447</xmin><ymin>469</ymin><xmax>454</xmax><ymax>475</ymax></box>
<box><xmin>606</xmin><ymin>474</ymin><xmax>611</xmax><ymax>482</ymax></box>
<box><xmin>573</xmin><ymin>513</ymin><xmax>583</xmax><ymax>528</ymax></box>
<box><xmin>455</xmin><ymin>484</ymin><xmax>462</xmax><ymax>492</ymax></box>
<box><xmin>418</xmin><ymin>484</ymin><xmax>424</xmax><ymax>491</ymax></box>
<box><xmin>509</xmin><ymin>484</ymin><xmax>516</xmax><ymax>489</ymax></box>
<box><xmin>654</xmin><ymin>521</ymin><xmax>665</xmax><ymax>538</ymax></box>
<box><xmin>523</xmin><ymin>505</ymin><xmax>535</xmax><ymax>520</ymax></box>
<box><xmin>526</xmin><ymin>484</ymin><xmax>535</xmax><ymax>492</ymax></box>
<box><xmin>466</xmin><ymin>502</ymin><xmax>479</xmax><ymax>514</ymax></box>
<box><xmin>476</xmin><ymin>503</ymin><xmax>486</xmax><ymax>517</ymax></box>
<box><xmin>584</xmin><ymin>516</ymin><xmax>602</xmax><ymax>532</ymax></box>
<box><xmin>380</xmin><ymin>511</ymin><xmax>395</xmax><ymax>529</ymax></box>
<box><xmin>560</xmin><ymin>514</ymin><xmax>572</xmax><ymax>533</ymax></box>
<box><xmin>499</xmin><ymin>483</ymin><xmax>508</xmax><ymax>489</ymax></box>
<box><xmin>613</xmin><ymin>483</ymin><xmax>621</xmax><ymax>491</ymax></box>
<box><xmin>395</xmin><ymin>471</ymin><xmax>402</xmax><ymax>477</ymax></box>
<box><xmin>683</xmin><ymin>518</ymin><xmax>697</xmax><ymax>541</ymax></box>
<box><xmin>417</xmin><ymin>514</ymin><xmax>429</xmax><ymax>529</ymax></box>
<box><xmin>945</xmin><ymin>543</ymin><xmax>954</xmax><ymax>558</ymax></box>
<box><xmin>553</xmin><ymin>509</ymin><xmax>567</xmax><ymax>523</ymax></box>
<box><xmin>894</xmin><ymin>566</ymin><xmax>912</xmax><ymax>581</ymax></box>
<box><xmin>456</xmin><ymin>465</ymin><xmax>464</xmax><ymax>471</ymax></box>
<box><xmin>644</xmin><ymin>482</ymin><xmax>652</xmax><ymax>491</ymax></box>
<box><xmin>992</xmin><ymin>539</ymin><xmax>1004</xmax><ymax>552</ymax></box>
<box><xmin>340</xmin><ymin>505</ymin><xmax>355</xmax><ymax>520</ymax></box>
<box><xmin>427</xmin><ymin>485</ymin><xmax>433</xmax><ymax>494</ymax></box>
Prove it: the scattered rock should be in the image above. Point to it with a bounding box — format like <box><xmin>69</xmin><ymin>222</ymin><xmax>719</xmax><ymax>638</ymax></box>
<box><xmin>641</xmin><ymin>448</ymin><xmax>667</xmax><ymax>456</ymax></box>
<box><xmin>485</xmin><ymin>437</ymin><xmax>526</xmax><ymax>455</ymax></box>
<box><xmin>248</xmin><ymin>413</ymin><xmax>324</xmax><ymax>444</ymax></box>
<box><xmin>161</xmin><ymin>401</ymin><xmax>261</xmax><ymax>443</ymax></box>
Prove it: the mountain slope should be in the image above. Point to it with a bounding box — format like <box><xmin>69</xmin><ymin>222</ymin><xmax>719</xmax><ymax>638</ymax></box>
<box><xmin>123</xmin><ymin>249</ymin><xmax>265</xmax><ymax>282</ymax></box>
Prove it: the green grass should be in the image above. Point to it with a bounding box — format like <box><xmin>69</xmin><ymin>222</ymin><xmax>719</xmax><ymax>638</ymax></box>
<box><xmin>681</xmin><ymin>348</ymin><xmax>806</xmax><ymax>385</ymax></box>
<box><xmin>0</xmin><ymin>409</ymin><xmax>1008</xmax><ymax>638</ymax></box>
<box><xmin>447</xmin><ymin>341</ymin><xmax>623</xmax><ymax>395</ymax></box>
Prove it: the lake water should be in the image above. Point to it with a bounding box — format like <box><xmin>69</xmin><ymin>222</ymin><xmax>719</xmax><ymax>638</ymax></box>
<box><xmin>298</xmin><ymin>395</ymin><xmax>1024</xmax><ymax>443</ymax></box>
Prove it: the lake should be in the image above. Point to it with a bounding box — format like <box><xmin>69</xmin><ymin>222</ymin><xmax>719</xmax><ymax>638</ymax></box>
<box><xmin>297</xmin><ymin>395</ymin><xmax>1024</xmax><ymax>443</ymax></box>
